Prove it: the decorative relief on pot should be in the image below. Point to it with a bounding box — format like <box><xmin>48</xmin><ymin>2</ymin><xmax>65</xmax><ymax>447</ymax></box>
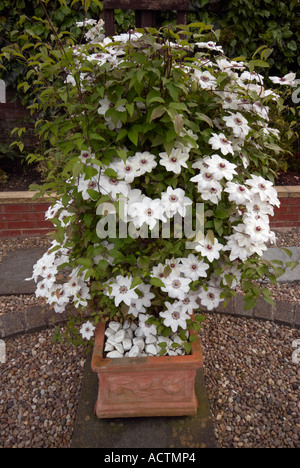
<box><xmin>101</xmin><ymin>371</ymin><xmax>192</xmax><ymax>402</ymax></box>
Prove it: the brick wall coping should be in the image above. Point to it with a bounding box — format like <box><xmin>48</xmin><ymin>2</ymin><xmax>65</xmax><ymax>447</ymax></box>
<box><xmin>0</xmin><ymin>186</ymin><xmax>299</xmax><ymax>236</ymax></box>
<box><xmin>275</xmin><ymin>186</ymin><xmax>300</xmax><ymax>198</ymax></box>
<box><xmin>0</xmin><ymin>186</ymin><xmax>299</xmax><ymax>204</ymax></box>
<box><xmin>0</xmin><ymin>191</ymin><xmax>53</xmax><ymax>204</ymax></box>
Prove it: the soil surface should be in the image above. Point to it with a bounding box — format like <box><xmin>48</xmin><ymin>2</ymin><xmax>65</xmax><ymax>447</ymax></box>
<box><xmin>276</xmin><ymin>171</ymin><xmax>300</xmax><ymax>187</ymax></box>
<box><xmin>0</xmin><ymin>160</ymin><xmax>43</xmax><ymax>192</ymax></box>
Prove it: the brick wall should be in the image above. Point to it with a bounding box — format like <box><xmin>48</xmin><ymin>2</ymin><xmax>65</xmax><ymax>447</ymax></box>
<box><xmin>271</xmin><ymin>187</ymin><xmax>300</xmax><ymax>229</ymax></box>
<box><xmin>0</xmin><ymin>203</ymin><xmax>53</xmax><ymax>237</ymax></box>
<box><xmin>0</xmin><ymin>88</ymin><xmax>34</xmax><ymax>147</ymax></box>
<box><xmin>0</xmin><ymin>193</ymin><xmax>53</xmax><ymax>237</ymax></box>
<box><xmin>0</xmin><ymin>187</ymin><xmax>299</xmax><ymax>237</ymax></box>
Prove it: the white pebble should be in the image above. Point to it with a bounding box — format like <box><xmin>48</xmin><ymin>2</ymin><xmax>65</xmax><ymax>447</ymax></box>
<box><xmin>133</xmin><ymin>337</ymin><xmax>145</xmax><ymax>352</ymax></box>
<box><xmin>135</xmin><ymin>327</ymin><xmax>145</xmax><ymax>338</ymax></box>
<box><xmin>104</xmin><ymin>343</ymin><xmax>114</xmax><ymax>352</ymax></box>
<box><xmin>106</xmin><ymin>350</ymin><xmax>123</xmax><ymax>359</ymax></box>
<box><xmin>125</xmin><ymin>328</ymin><xmax>133</xmax><ymax>340</ymax></box>
<box><xmin>123</xmin><ymin>320</ymin><xmax>130</xmax><ymax>330</ymax></box>
<box><xmin>115</xmin><ymin>342</ymin><xmax>124</xmax><ymax>354</ymax></box>
<box><xmin>114</xmin><ymin>329</ymin><xmax>125</xmax><ymax>343</ymax></box>
<box><xmin>130</xmin><ymin>322</ymin><xmax>138</xmax><ymax>332</ymax></box>
<box><xmin>128</xmin><ymin>345</ymin><xmax>140</xmax><ymax>358</ymax></box>
<box><xmin>145</xmin><ymin>344</ymin><xmax>158</xmax><ymax>356</ymax></box>
<box><xmin>123</xmin><ymin>339</ymin><xmax>132</xmax><ymax>351</ymax></box>
<box><xmin>145</xmin><ymin>334</ymin><xmax>157</xmax><ymax>344</ymax></box>
<box><xmin>107</xmin><ymin>335</ymin><xmax>116</xmax><ymax>346</ymax></box>
<box><xmin>105</xmin><ymin>328</ymin><xmax>115</xmax><ymax>338</ymax></box>
<box><xmin>108</xmin><ymin>321</ymin><xmax>122</xmax><ymax>332</ymax></box>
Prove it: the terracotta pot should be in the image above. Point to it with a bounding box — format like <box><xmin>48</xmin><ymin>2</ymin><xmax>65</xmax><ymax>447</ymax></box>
<box><xmin>91</xmin><ymin>322</ymin><xmax>203</xmax><ymax>419</ymax></box>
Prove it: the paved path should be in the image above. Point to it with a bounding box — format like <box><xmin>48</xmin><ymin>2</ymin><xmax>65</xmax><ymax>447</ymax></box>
<box><xmin>0</xmin><ymin>247</ymin><xmax>299</xmax><ymax>339</ymax></box>
<box><xmin>0</xmin><ymin>248</ymin><xmax>48</xmax><ymax>295</ymax></box>
<box><xmin>71</xmin><ymin>354</ymin><xmax>217</xmax><ymax>448</ymax></box>
<box><xmin>0</xmin><ymin>247</ymin><xmax>299</xmax><ymax>298</ymax></box>
<box><xmin>262</xmin><ymin>247</ymin><xmax>300</xmax><ymax>283</ymax></box>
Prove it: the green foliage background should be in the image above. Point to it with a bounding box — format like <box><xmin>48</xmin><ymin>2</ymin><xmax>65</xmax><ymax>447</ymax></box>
<box><xmin>0</xmin><ymin>0</ymin><xmax>299</xmax><ymax>173</ymax></box>
<box><xmin>189</xmin><ymin>0</ymin><xmax>299</xmax><ymax>77</ymax></box>
<box><xmin>1</xmin><ymin>0</ymin><xmax>299</xmax><ymax>90</ymax></box>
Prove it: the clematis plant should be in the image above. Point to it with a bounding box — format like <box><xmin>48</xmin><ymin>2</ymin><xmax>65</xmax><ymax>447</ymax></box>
<box><xmin>7</xmin><ymin>18</ymin><xmax>297</xmax><ymax>354</ymax></box>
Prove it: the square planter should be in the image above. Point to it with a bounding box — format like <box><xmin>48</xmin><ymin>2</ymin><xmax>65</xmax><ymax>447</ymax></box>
<box><xmin>91</xmin><ymin>321</ymin><xmax>203</xmax><ymax>419</ymax></box>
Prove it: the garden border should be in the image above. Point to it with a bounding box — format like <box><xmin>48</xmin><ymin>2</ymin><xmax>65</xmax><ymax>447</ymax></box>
<box><xmin>0</xmin><ymin>186</ymin><xmax>300</xmax><ymax>237</ymax></box>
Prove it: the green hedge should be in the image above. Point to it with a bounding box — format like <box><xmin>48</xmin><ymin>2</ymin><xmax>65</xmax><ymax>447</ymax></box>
<box><xmin>0</xmin><ymin>0</ymin><xmax>102</xmax><ymax>88</ymax></box>
<box><xmin>1</xmin><ymin>0</ymin><xmax>298</xmax><ymax>88</ymax></box>
<box><xmin>189</xmin><ymin>0</ymin><xmax>299</xmax><ymax>77</ymax></box>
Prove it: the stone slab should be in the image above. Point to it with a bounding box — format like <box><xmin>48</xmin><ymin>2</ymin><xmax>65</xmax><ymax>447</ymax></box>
<box><xmin>262</xmin><ymin>247</ymin><xmax>300</xmax><ymax>283</ymax></box>
<box><xmin>0</xmin><ymin>248</ymin><xmax>47</xmax><ymax>295</ymax></box>
<box><xmin>71</xmin><ymin>353</ymin><xmax>217</xmax><ymax>449</ymax></box>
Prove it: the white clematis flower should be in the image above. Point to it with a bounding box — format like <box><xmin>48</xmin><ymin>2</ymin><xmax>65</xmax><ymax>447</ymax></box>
<box><xmin>129</xmin><ymin>196</ymin><xmax>167</xmax><ymax>230</ymax></box>
<box><xmin>161</xmin><ymin>187</ymin><xmax>193</xmax><ymax>218</ymax></box>
<box><xmin>223</xmin><ymin>112</ymin><xmax>250</xmax><ymax>138</ymax></box>
<box><xmin>195</xmin><ymin>236</ymin><xmax>224</xmax><ymax>263</ymax></box>
<box><xmin>246</xmin><ymin>175</ymin><xmax>280</xmax><ymax>206</ymax></box>
<box><xmin>80</xmin><ymin>321</ymin><xmax>96</xmax><ymax>340</ymax></box>
<box><xmin>161</xmin><ymin>273</ymin><xmax>192</xmax><ymax>300</ymax></box>
<box><xmin>131</xmin><ymin>151</ymin><xmax>157</xmax><ymax>175</ymax></box>
<box><xmin>110</xmin><ymin>275</ymin><xmax>139</xmax><ymax>307</ymax></box>
<box><xmin>194</xmin><ymin>70</ymin><xmax>217</xmax><ymax>90</ymax></box>
<box><xmin>224</xmin><ymin>182</ymin><xmax>252</xmax><ymax>205</ymax></box>
<box><xmin>99</xmin><ymin>174</ymin><xmax>130</xmax><ymax>198</ymax></box>
<box><xmin>198</xmin><ymin>285</ymin><xmax>223</xmax><ymax>311</ymax></box>
<box><xmin>270</xmin><ymin>73</ymin><xmax>296</xmax><ymax>86</ymax></box>
<box><xmin>208</xmin><ymin>133</ymin><xmax>234</xmax><ymax>155</ymax></box>
<box><xmin>159</xmin><ymin>147</ymin><xmax>189</xmax><ymax>174</ymax></box>
<box><xmin>180</xmin><ymin>254</ymin><xmax>210</xmax><ymax>281</ymax></box>
<box><xmin>204</xmin><ymin>154</ymin><xmax>238</xmax><ymax>181</ymax></box>
<box><xmin>160</xmin><ymin>301</ymin><xmax>190</xmax><ymax>332</ymax></box>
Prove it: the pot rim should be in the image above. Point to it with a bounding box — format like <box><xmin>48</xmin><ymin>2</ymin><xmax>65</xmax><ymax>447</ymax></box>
<box><xmin>92</xmin><ymin>321</ymin><xmax>203</xmax><ymax>373</ymax></box>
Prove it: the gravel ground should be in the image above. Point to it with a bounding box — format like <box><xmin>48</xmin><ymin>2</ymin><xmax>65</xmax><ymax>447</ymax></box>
<box><xmin>0</xmin><ymin>328</ymin><xmax>86</xmax><ymax>448</ymax></box>
<box><xmin>0</xmin><ymin>315</ymin><xmax>299</xmax><ymax>448</ymax></box>
<box><xmin>200</xmin><ymin>314</ymin><xmax>300</xmax><ymax>449</ymax></box>
<box><xmin>0</xmin><ymin>232</ymin><xmax>299</xmax><ymax>448</ymax></box>
<box><xmin>274</xmin><ymin>228</ymin><xmax>300</xmax><ymax>248</ymax></box>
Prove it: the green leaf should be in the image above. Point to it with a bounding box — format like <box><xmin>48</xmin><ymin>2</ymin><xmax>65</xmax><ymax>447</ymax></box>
<box><xmin>215</xmin><ymin>207</ymin><xmax>229</xmax><ymax>219</ymax></box>
<box><xmin>146</xmin><ymin>90</ymin><xmax>164</xmax><ymax>106</ymax></box>
<box><xmin>150</xmin><ymin>106</ymin><xmax>166</xmax><ymax>122</ymax></box>
<box><xmin>116</xmin><ymin>129</ymin><xmax>128</xmax><ymax>142</ymax></box>
<box><xmin>286</xmin><ymin>260</ymin><xmax>299</xmax><ymax>271</ymax></box>
<box><xmin>195</xmin><ymin>112</ymin><xmax>213</xmax><ymax>127</ymax></box>
<box><xmin>244</xmin><ymin>297</ymin><xmax>257</xmax><ymax>311</ymax></box>
<box><xmin>128</xmin><ymin>129</ymin><xmax>139</xmax><ymax>146</ymax></box>
<box><xmin>78</xmin><ymin>257</ymin><xmax>93</xmax><ymax>268</ymax></box>
<box><xmin>173</xmin><ymin>114</ymin><xmax>183</xmax><ymax>135</ymax></box>
<box><xmin>184</xmin><ymin>342</ymin><xmax>192</xmax><ymax>355</ymax></box>
<box><xmin>83</xmin><ymin>213</ymin><xmax>94</xmax><ymax>228</ymax></box>
<box><xmin>150</xmin><ymin>277</ymin><xmax>165</xmax><ymax>288</ymax></box>
<box><xmin>104</xmin><ymin>168</ymin><xmax>118</xmax><ymax>178</ymax></box>
<box><xmin>126</xmin><ymin>103</ymin><xmax>135</xmax><ymax>117</ymax></box>
<box><xmin>248</xmin><ymin>59</ymin><xmax>270</xmax><ymax>74</ymax></box>
<box><xmin>192</xmin><ymin>322</ymin><xmax>202</xmax><ymax>332</ymax></box>
<box><xmin>281</xmin><ymin>248</ymin><xmax>293</xmax><ymax>258</ymax></box>
<box><xmin>131</xmin><ymin>277</ymin><xmax>143</xmax><ymax>289</ymax></box>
